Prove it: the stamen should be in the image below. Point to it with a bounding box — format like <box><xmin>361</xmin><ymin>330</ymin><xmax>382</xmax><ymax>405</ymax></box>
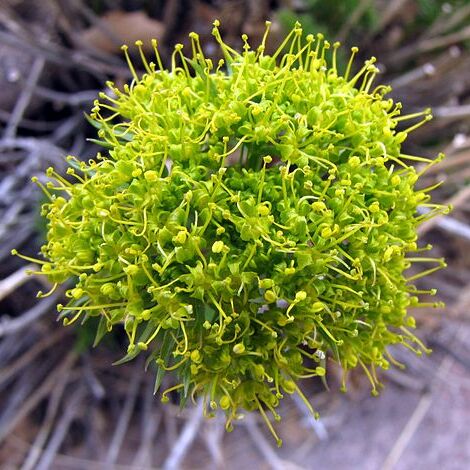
<box><xmin>121</xmin><ymin>45</ymin><xmax>138</xmax><ymax>82</ymax></box>
<box><xmin>151</xmin><ymin>39</ymin><xmax>164</xmax><ymax>70</ymax></box>
<box><xmin>344</xmin><ymin>46</ymin><xmax>359</xmax><ymax>80</ymax></box>
<box><xmin>135</xmin><ymin>40</ymin><xmax>151</xmax><ymax>74</ymax></box>
<box><xmin>254</xmin><ymin>396</ymin><xmax>282</xmax><ymax>447</ymax></box>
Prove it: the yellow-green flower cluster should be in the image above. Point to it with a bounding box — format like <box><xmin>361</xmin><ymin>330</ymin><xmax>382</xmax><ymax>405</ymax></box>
<box><xmin>20</xmin><ymin>21</ymin><xmax>448</xmax><ymax>444</ymax></box>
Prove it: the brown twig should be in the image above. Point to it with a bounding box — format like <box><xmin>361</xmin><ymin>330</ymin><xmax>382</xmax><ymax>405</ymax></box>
<box><xmin>32</xmin><ymin>86</ymin><xmax>99</xmax><ymax>106</ymax></box>
<box><xmin>290</xmin><ymin>392</ymin><xmax>328</xmax><ymax>441</ymax></box>
<box><xmin>244</xmin><ymin>415</ymin><xmax>299</xmax><ymax>470</ymax></box>
<box><xmin>3</xmin><ymin>57</ymin><xmax>45</xmax><ymax>140</ymax></box>
<box><xmin>0</xmin><ymin>29</ymin><xmax>129</xmax><ymax>78</ymax></box>
<box><xmin>20</xmin><ymin>363</ymin><xmax>74</xmax><ymax>470</ymax></box>
<box><xmin>0</xmin><ymin>225</ymin><xmax>33</xmax><ymax>264</ymax></box>
<box><xmin>162</xmin><ymin>400</ymin><xmax>204</xmax><ymax>470</ymax></box>
<box><xmin>82</xmin><ymin>353</ymin><xmax>106</xmax><ymax>400</ymax></box>
<box><xmin>0</xmin><ymin>356</ymin><xmax>54</xmax><ymax>429</ymax></box>
<box><xmin>381</xmin><ymin>351</ymin><xmax>457</xmax><ymax>470</ymax></box>
<box><xmin>0</xmin><ymin>350</ymin><xmax>77</xmax><ymax>443</ymax></box>
<box><xmin>132</xmin><ymin>378</ymin><xmax>161</xmax><ymax>468</ymax></box>
<box><xmin>0</xmin><ymin>264</ymin><xmax>35</xmax><ymax>302</ymax></box>
<box><xmin>0</xmin><ymin>289</ymin><xmax>64</xmax><ymax>338</ymax></box>
<box><xmin>163</xmin><ymin>397</ymin><xmax>179</xmax><ymax>451</ymax></box>
<box><xmin>418</xmin><ymin>186</ymin><xmax>470</xmax><ymax>237</ymax></box>
<box><xmin>51</xmin><ymin>114</ymin><xmax>84</xmax><ymax>143</ymax></box>
<box><xmin>0</xmin><ymin>137</ymin><xmax>65</xmax><ymax>164</ymax></box>
<box><xmin>433</xmin><ymin>104</ymin><xmax>470</xmax><ymax>120</ymax></box>
<box><xmin>0</xmin><ymin>109</ymin><xmax>60</xmax><ymax>131</ymax></box>
<box><xmin>0</xmin><ymin>327</ymin><xmax>66</xmax><ymax>390</ymax></box>
<box><xmin>389</xmin><ymin>62</ymin><xmax>437</xmax><ymax>89</ymax></box>
<box><xmin>203</xmin><ymin>415</ymin><xmax>225</xmax><ymax>469</ymax></box>
<box><xmin>105</xmin><ymin>361</ymin><xmax>143</xmax><ymax>465</ymax></box>
<box><xmin>423</xmin><ymin>3</ymin><xmax>470</xmax><ymax>39</ymax></box>
<box><xmin>0</xmin><ymin>153</ymin><xmax>38</xmax><ymax>201</ymax></box>
<box><xmin>389</xmin><ymin>25</ymin><xmax>470</xmax><ymax>65</ymax></box>
<box><xmin>0</xmin><ymin>195</ymin><xmax>33</xmax><ymax>242</ymax></box>
<box><xmin>384</xmin><ymin>368</ymin><xmax>427</xmax><ymax>392</ymax></box>
<box><xmin>381</xmin><ymin>393</ymin><xmax>433</xmax><ymax>470</ymax></box>
<box><xmin>35</xmin><ymin>386</ymin><xmax>87</xmax><ymax>470</ymax></box>
<box><xmin>0</xmin><ymin>324</ymin><xmax>37</xmax><ymax>367</ymax></box>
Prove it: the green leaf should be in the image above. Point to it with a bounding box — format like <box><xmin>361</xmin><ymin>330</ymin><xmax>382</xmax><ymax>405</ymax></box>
<box><xmin>112</xmin><ymin>322</ymin><xmax>156</xmax><ymax>365</ymax></box>
<box><xmin>86</xmin><ymin>138</ymin><xmax>114</xmax><ymax>149</ymax></box>
<box><xmin>154</xmin><ymin>332</ymin><xmax>175</xmax><ymax>394</ymax></box>
<box><xmin>203</xmin><ymin>305</ymin><xmax>216</xmax><ymax>323</ymax></box>
<box><xmin>295</xmin><ymin>251</ymin><xmax>312</xmax><ymax>270</ymax></box>
<box><xmin>93</xmin><ymin>316</ymin><xmax>110</xmax><ymax>347</ymax></box>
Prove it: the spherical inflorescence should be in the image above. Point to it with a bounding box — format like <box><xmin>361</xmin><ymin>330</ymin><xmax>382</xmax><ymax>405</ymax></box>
<box><xmin>21</xmin><ymin>22</ymin><xmax>448</xmax><ymax>443</ymax></box>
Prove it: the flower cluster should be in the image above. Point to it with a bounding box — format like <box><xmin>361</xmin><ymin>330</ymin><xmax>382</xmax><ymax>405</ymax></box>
<box><xmin>17</xmin><ymin>22</ymin><xmax>447</xmax><ymax>443</ymax></box>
